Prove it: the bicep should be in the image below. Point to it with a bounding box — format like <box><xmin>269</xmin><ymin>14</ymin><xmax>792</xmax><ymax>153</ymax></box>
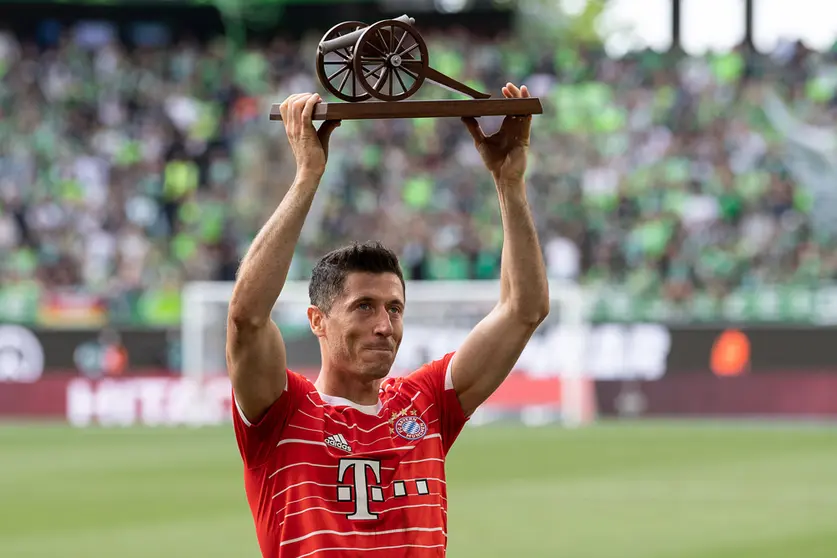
<box><xmin>450</xmin><ymin>304</ymin><xmax>540</xmax><ymax>417</ymax></box>
<box><xmin>226</xmin><ymin>316</ymin><xmax>288</xmax><ymax>425</ymax></box>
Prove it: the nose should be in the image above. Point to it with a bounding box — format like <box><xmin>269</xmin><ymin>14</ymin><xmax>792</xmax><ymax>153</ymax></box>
<box><xmin>373</xmin><ymin>309</ymin><xmax>393</xmax><ymax>337</ymax></box>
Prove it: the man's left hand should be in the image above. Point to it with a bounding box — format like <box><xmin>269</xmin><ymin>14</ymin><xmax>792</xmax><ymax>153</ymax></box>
<box><xmin>462</xmin><ymin>82</ymin><xmax>532</xmax><ymax>185</ymax></box>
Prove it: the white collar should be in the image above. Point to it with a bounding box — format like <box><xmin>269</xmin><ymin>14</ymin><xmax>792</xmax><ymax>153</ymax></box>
<box><xmin>318</xmin><ymin>392</ymin><xmax>382</xmax><ymax>416</ymax></box>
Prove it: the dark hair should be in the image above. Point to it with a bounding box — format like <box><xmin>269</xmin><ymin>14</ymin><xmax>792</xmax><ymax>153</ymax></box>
<box><xmin>309</xmin><ymin>241</ymin><xmax>405</xmax><ymax>313</ymax></box>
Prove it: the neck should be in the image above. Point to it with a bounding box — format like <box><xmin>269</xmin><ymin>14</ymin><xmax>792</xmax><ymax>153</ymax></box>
<box><xmin>314</xmin><ymin>365</ymin><xmax>382</xmax><ymax>406</ymax></box>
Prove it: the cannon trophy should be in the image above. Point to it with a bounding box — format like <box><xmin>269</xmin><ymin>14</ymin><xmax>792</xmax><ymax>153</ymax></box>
<box><xmin>270</xmin><ymin>15</ymin><xmax>543</xmax><ymax>121</ymax></box>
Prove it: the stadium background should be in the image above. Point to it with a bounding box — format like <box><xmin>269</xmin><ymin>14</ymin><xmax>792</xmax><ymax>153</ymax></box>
<box><xmin>1</xmin><ymin>0</ymin><xmax>836</xmax><ymax>556</ymax></box>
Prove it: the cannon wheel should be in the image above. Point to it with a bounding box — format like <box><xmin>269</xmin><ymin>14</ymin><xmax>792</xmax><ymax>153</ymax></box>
<box><xmin>352</xmin><ymin>19</ymin><xmax>429</xmax><ymax>102</ymax></box>
<box><xmin>316</xmin><ymin>21</ymin><xmax>372</xmax><ymax>102</ymax></box>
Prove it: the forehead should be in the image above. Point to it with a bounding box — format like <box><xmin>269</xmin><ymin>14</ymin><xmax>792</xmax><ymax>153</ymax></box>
<box><xmin>339</xmin><ymin>272</ymin><xmax>404</xmax><ymax>303</ymax></box>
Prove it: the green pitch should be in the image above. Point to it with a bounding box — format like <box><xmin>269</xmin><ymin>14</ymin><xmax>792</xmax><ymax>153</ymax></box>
<box><xmin>1</xmin><ymin>421</ymin><xmax>835</xmax><ymax>557</ymax></box>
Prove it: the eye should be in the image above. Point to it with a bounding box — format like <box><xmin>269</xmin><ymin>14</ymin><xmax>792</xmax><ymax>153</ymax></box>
<box><xmin>358</xmin><ymin>302</ymin><xmax>373</xmax><ymax>311</ymax></box>
<box><xmin>388</xmin><ymin>306</ymin><xmax>403</xmax><ymax>315</ymax></box>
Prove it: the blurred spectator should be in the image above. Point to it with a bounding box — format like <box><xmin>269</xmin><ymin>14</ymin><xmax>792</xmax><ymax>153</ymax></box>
<box><xmin>2</xmin><ymin>23</ymin><xmax>837</xmax><ymax>325</ymax></box>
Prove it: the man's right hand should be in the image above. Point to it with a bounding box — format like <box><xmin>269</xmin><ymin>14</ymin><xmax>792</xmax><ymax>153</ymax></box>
<box><xmin>279</xmin><ymin>92</ymin><xmax>341</xmax><ymax>178</ymax></box>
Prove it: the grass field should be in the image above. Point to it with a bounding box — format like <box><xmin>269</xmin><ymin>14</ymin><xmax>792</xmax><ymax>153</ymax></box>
<box><xmin>1</xmin><ymin>421</ymin><xmax>835</xmax><ymax>557</ymax></box>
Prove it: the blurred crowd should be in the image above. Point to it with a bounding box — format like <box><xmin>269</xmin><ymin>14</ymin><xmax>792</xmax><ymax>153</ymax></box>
<box><xmin>2</xmin><ymin>21</ymin><xmax>837</xmax><ymax>324</ymax></box>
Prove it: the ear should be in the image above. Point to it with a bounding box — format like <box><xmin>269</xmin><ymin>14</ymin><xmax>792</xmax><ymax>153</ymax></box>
<box><xmin>308</xmin><ymin>306</ymin><xmax>327</xmax><ymax>338</ymax></box>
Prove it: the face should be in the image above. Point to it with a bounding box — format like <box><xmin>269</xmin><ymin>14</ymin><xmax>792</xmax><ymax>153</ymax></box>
<box><xmin>309</xmin><ymin>271</ymin><xmax>405</xmax><ymax>380</ymax></box>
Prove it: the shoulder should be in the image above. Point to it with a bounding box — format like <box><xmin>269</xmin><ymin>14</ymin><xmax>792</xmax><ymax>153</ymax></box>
<box><xmin>383</xmin><ymin>352</ymin><xmax>456</xmax><ymax>397</ymax></box>
<box><xmin>287</xmin><ymin>368</ymin><xmax>313</xmax><ymax>384</ymax></box>
<box><xmin>282</xmin><ymin>369</ymin><xmax>322</xmax><ymax>414</ymax></box>
<box><xmin>386</xmin><ymin>352</ymin><xmax>469</xmax><ymax>452</ymax></box>
<box><xmin>234</xmin><ymin>368</ymin><xmax>313</xmax><ymax>424</ymax></box>
<box><xmin>231</xmin><ymin>368</ymin><xmax>319</xmax><ymax>469</ymax></box>
<box><xmin>286</xmin><ymin>368</ymin><xmax>316</xmax><ymax>393</ymax></box>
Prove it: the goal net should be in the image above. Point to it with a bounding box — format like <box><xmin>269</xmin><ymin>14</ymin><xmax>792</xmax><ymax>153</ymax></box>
<box><xmin>181</xmin><ymin>280</ymin><xmax>597</xmax><ymax>427</ymax></box>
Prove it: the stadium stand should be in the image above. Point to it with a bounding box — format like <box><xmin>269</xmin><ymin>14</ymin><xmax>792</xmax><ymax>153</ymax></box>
<box><xmin>1</xmin><ymin>26</ymin><xmax>836</xmax><ymax>324</ymax></box>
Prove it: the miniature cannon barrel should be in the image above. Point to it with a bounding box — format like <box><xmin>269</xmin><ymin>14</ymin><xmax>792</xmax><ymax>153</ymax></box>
<box><xmin>274</xmin><ymin>15</ymin><xmax>545</xmax><ymax>121</ymax></box>
<box><xmin>318</xmin><ymin>14</ymin><xmax>414</xmax><ymax>54</ymax></box>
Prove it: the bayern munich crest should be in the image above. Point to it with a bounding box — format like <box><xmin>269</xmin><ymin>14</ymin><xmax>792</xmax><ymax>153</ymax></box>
<box><xmin>393</xmin><ymin>415</ymin><xmax>427</xmax><ymax>441</ymax></box>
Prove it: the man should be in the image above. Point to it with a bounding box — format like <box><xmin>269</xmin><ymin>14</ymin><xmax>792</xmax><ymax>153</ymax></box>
<box><xmin>227</xmin><ymin>83</ymin><xmax>549</xmax><ymax>557</ymax></box>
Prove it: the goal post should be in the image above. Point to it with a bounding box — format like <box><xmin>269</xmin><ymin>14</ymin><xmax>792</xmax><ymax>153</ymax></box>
<box><xmin>181</xmin><ymin>280</ymin><xmax>596</xmax><ymax>427</ymax></box>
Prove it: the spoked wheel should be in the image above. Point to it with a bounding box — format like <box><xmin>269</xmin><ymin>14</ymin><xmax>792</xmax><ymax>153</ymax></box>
<box><xmin>316</xmin><ymin>21</ymin><xmax>373</xmax><ymax>102</ymax></box>
<box><xmin>352</xmin><ymin>19</ymin><xmax>429</xmax><ymax>102</ymax></box>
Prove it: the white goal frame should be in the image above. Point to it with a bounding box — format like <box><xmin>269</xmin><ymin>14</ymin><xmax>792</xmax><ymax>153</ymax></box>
<box><xmin>181</xmin><ymin>280</ymin><xmax>594</xmax><ymax>427</ymax></box>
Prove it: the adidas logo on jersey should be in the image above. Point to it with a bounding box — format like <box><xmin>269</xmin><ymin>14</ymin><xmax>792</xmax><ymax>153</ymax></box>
<box><xmin>324</xmin><ymin>434</ymin><xmax>352</xmax><ymax>453</ymax></box>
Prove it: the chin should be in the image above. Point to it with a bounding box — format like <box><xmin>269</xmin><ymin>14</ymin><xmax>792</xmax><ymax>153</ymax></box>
<box><xmin>367</xmin><ymin>368</ymin><xmax>391</xmax><ymax>380</ymax></box>
<box><xmin>359</xmin><ymin>357</ymin><xmax>394</xmax><ymax>379</ymax></box>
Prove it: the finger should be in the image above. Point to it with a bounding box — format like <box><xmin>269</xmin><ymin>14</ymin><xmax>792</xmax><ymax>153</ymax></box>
<box><xmin>500</xmin><ymin>113</ymin><xmax>531</xmax><ymax>138</ymax></box>
<box><xmin>301</xmin><ymin>93</ymin><xmax>321</xmax><ymax>127</ymax></box>
<box><xmin>317</xmin><ymin>119</ymin><xmax>341</xmax><ymax>148</ymax></box>
<box><xmin>520</xmin><ymin>85</ymin><xmax>530</xmax><ymax>98</ymax></box>
<box><xmin>292</xmin><ymin>93</ymin><xmax>311</xmax><ymax>119</ymax></box>
<box><xmin>318</xmin><ymin>119</ymin><xmax>341</xmax><ymax>133</ymax></box>
<box><xmin>508</xmin><ymin>110</ymin><xmax>532</xmax><ymax>140</ymax></box>
<box><xmin>502</xmin><ymin>86</ymin><xmax>511</xmax><ymax>99</ymax></box>
<box><xmin>283</xmin><ymin>93</ymin><xmax>305</xmax><ymax>107</ymax></box>
<box><xmin>505</xmin><ymin>82</ymin><xmax>522</xmax><ymax>97</ymax></box>
<box><xmin>282</xmin><ymin>94</ymin><xmax>299</xmax><ymax>135</ymax></box>
<box><xmin>292</xmin><ymin>94</ymin><xmax>312</xmax><ymax>135</ymax></box>
<box><xmin>279</xmin><ymin>96</ymin><xmax>294</xmax><ymax>124</ymax></box>
<box><xmin>461</xmin><ymin>116</ymin><xmax>486</xmax><ymax>144</ymax></box>
<box><xmin>499</xmin><ymin>115</ymin><xmax>516</xmax><ymax>135</ymax></box>
<box><xmin>519</xmin><ymin>115</ymin><xmax>532</xmax><ymax>139</ymax></box>
<box><xmin>284</xmin><ymin>93</ymin><xmax>305</xmax><ymax>130</ymax></box>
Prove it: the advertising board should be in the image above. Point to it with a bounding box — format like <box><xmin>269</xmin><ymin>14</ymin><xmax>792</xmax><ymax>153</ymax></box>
<box><xmin>3</xmin><ymin>323</ymin><xmax>837</xmax><ymax>422</ymax></box>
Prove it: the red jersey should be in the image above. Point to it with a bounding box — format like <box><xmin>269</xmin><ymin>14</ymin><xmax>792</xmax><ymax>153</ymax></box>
<box><xmin>232</xmin><ymin>352</ymin><xmax>468</xmax><ymax>558</ymax></box>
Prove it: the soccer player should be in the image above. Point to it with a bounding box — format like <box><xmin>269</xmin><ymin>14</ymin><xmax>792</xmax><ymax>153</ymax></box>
<box><xmin>227</xmin><ymin>82</ymin><xmax>549</xmax><ymax>557</ymax></box>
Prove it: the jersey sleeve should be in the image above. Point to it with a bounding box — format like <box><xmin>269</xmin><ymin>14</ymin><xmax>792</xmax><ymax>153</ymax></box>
<box><xmin>231</xmin><ymin>370</ymin><xmax>306</xmax><ymax>469</ymax></box>
<box><xmin>406</xmin><ymin>351</ymin><xmax>469</xmax><ymax>454</ymax></box>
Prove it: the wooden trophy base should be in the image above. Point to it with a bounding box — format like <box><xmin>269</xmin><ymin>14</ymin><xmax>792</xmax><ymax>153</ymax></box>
<box><xmin>269</xmin><ymin>97</ymin><xmax>543</xmax><ymax>122</ymax></box>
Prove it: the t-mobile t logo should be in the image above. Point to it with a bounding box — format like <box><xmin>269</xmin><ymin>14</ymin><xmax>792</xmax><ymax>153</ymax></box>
<box><xmin>336</xmin><ymin>458</ymin><xmax>384</xmax><ymax>520</ymax></box>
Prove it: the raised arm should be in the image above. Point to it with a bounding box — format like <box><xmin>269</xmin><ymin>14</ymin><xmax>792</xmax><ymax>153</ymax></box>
<box><xmin>226</xmin><ymin>93</ymin><xmax>340</xmax><ymax>424</ymax></box>
<box><xmin>451</xmin><ymin>83</ymin><xmax>550</xmax><ymax>417</ymax></box>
